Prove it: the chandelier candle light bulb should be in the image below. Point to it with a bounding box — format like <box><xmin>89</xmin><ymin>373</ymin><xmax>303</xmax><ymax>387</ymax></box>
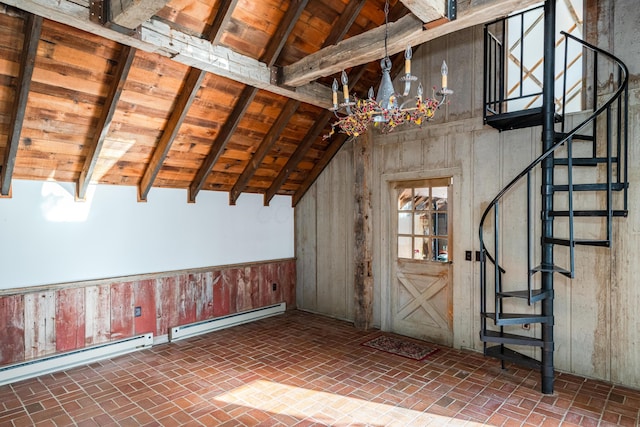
<box><xmin>442</xmin><ymin>60</ymin><xmax>448</xmax><ymax>89</ymax></box>
<box><xmin>405</xmin><ymin>45</ymin><xmax>412</xmax><ymax>74</ymax></box>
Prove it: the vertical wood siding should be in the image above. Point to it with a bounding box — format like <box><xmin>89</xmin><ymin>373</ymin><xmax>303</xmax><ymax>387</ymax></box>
<box><xmin>0</xmin><ymin>259</ymin><xmax>295</xmax><ymax>367</ymax></box>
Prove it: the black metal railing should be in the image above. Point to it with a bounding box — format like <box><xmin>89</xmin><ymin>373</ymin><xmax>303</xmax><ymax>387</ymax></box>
<box><xmin>480</xmin><ymin>32</ymin><xmax>628</xmax><ymax>330</ymax></box>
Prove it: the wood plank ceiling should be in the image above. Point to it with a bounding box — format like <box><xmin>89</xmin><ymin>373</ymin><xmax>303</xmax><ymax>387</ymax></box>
<box><xmin>0</xmin><ymin>0</ymin><xmax>539</xmax><ymax>205</ymax></box>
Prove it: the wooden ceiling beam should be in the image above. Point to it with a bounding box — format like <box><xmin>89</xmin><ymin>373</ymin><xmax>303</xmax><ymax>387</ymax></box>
<box><xmin>188</xmin><ymin>86</ymin><xmax>259</xmax><ymax>203</ymax></box>
<box><xmin>77</xmin><ymin>45</ymin><xmax>136</xmax><ymax>200</ymax></box>
<box><xmin>230</xmin><ymin>100</ymin><xmax>300</xmax><ymax>205</ymax></box>
<box><xmin>282</xmin><ymin>0</ymin><xmax>542</xmax><ymax>87</ymax></box>
<box><xmin>3</xmin><ymin>0</ymin><xmax>332</xmax><ymax>109</ymax></box>
<box><xmin>1</xmin><ymin>13</ymin><xmax>42</xmax><ymax>196</ymax></box>
<box><xmin>108</xmin><ymin>0</ymin><xmax>171</xmax><ymax>29</ymax></box>
<box><xmin>138</xmin><ymin>68</ymin><xmax>207</xmax><ymax>201</ymax></box>
<box><xmin>262</xmin><ymin>0</ymin><xmax>309</xmax><ymax>67</ymax></box>
<box><xmin>400</xmin><ymin>0</ymin><xmax>446</xmax><ymax>23</ymax></box>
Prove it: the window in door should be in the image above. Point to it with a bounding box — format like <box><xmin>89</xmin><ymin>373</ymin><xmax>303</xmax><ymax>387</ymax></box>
<box><xmin>397</xmin><ymin>178</ymin><xmax>451</xmax><ymax>262</ymax></box>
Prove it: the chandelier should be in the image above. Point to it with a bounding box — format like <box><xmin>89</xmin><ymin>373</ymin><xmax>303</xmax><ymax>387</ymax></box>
<box><xmin>327</xmin><ymin>1</ymin><xmax>452</xmax><ymax>138</ymax></box>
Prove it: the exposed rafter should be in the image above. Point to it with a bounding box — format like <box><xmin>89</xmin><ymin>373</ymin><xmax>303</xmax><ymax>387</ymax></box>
<box><xmin>1</xmin><ymin>13</ymin><xmax>42</xmax><ymax>196</ymax></box>
<box><xmin>209</xmin><ymin>0</ymin><xmax>239</xmax><ymax>45</ymax></box>
<box><xmin>263</xmin><ymin>109</ymin><xmax>333</xmax><ymax>206</ymax></box>
<box><xmin>322</xmin><ymin>0</ymin><xmax>367</xmax><ymax>48</ymax></box>
<box><xmin>77</xmin><ymin>45</ymin><xmax>136</xmax><ymax>200</ymax></box>
<box><xmin>138</xmin><ymin>68</ymin><xmax>207</xmax><ymax>201</ymax></box>
<box><xmin>262</xmin><ymin>0</ymin><xmax>309</xmax><ymax>67</ymax></box>
<box><xmin>230</xmin><ymin>100</ymin><xmax>300</xmax><ymax>205</ymax></box>
<box><xmin>188</xmin><ymin>86</ymin><xmax>259</xmax><ymax>203</ymax></box>
<box><xmin>282</xmin><ymin>0</ymin><xmax>542</xmax><ymax>87</ymax></box>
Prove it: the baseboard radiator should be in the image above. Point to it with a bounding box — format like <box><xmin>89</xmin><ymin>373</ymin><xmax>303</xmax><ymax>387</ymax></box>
<box><xmin>0</xmin><ymin>333</ymin><xmax>153</xmax><ymax>387</ymax></box>
<box><xmin>169</xmin><ymin>302</ymin><xmax>286</xmax><ymax>342</ymax></box>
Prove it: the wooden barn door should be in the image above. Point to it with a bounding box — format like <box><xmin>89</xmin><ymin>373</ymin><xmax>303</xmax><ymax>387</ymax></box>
<box><xmin>390</xmin><ymin>178</ymin><xmax>453</xmax><ymax>346</ymax></box>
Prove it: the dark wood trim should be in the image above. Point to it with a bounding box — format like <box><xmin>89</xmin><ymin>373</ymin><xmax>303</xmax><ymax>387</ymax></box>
<box><xmin>230</xmin><ymin>100</ymin><xmax>299</xmax><ymax>205</ymax></box>
<box><xmin>77</xmin><ymin>45</ymin><xmax>136</xmax><ymax>200</ymax></box>
<box><xmin>188</xmin><ymin>86</ymin><xmax>259</xmax><ymax>203</ymax></box>
<box><xmin>1</xmin><ymin>13</ymin><xmax>42</xmax><ymax>196</ymax></box>
<box><xmin>353</xmin><ymin>130</ymin><xmax>373</xmax><ymax>329</ymax></box>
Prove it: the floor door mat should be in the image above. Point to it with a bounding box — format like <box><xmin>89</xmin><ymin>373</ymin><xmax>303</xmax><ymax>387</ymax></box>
<box><xmin>362</xmin><ymin>335</ymin><xmax>438</xmax><ymax>361</ymax></box>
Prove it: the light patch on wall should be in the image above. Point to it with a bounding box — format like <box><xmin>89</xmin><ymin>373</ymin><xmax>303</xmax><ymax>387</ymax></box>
<box><xmin>40</xmin><ymin>182</ymin><xmax>95</xmax><ymax>222</ymax></box>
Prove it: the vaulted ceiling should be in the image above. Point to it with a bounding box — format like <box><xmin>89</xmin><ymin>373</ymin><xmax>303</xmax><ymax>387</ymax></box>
<box><xmin>0</xmin><ymin>0</ymin><xmax>539</xmax><ymax>206</ymax></box>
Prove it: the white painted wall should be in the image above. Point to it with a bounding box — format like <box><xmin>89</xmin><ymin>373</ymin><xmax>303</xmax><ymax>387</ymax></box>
<box><xmin>0</xmin><ymin>180</ymin><xmax>294</xmax><ymax>289</ymax></box>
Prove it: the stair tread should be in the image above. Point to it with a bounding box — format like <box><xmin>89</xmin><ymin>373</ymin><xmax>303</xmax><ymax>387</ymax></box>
<box><xmin>481</xmin><ymin>330</ymin><xmax>544</xmax><ymax>346</ymax></box>
<box><xmin>552</xmin><ymin>183</ymin><xmax>627</xmax><ymax>192</ymax></box>
<box><xmin>483</xmin><ymin>312</ymin><xmax>551</xmax><ymax>325</ymax></box>
<box><xmin>531</xmin><ymin>264</ymin><xmax>572</xmax><ymax>277</ymax></box>
<box><xmin>497</xmin><ymin>289</ymin><xmax>551</xmax><ymax>303</ymax></box>
<box><xmin>484</xmin><ymin>107</ymin><xmax>562</xmax><ymax>131</ymax></box>
<box><xmin>485</xmin><ymin>345</ymin><xmax>542</xmax><ymax>369</ymax></box>
<box><xmin>553</xmin><ymin>157</ymin><xmax>616</xmax><ymax>166</ymax></box>
<box><xmin>550</xmin><ymin>210</ymin><xmax>627</xmax><ymax>217</ymax></box>
<box><xmin>542</xmin><ymin>237</ymin><xmax>611</xmax><ymax>247</ymax></box>
<box><xmin>554</xmin><ymin>132</ymin><xmax>595</xmax><ymax>142</ymax></box>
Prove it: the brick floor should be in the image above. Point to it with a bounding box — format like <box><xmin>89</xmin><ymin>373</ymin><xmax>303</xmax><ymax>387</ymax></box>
<box><xmin>0</xmin><ymin>310</ymin><xmax>638</xmax><ymax>426</ymax></box>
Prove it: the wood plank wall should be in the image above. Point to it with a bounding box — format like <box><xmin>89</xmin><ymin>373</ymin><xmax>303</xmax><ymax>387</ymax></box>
<box><xmin>0</xmin><ymin>259</ymin><xmax>295</xmax><ymax>366</ymax></box>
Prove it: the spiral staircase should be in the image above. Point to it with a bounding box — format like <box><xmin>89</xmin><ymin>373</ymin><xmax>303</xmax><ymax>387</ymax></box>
<box><xmin>478</xmin><ymin>2</ymin><xmax>629</xmax><ymax>393</ymax></box>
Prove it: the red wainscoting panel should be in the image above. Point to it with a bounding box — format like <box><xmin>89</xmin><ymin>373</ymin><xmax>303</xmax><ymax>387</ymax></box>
<box><xmin>134</xmin><ymin>279</ymin><xmax>156</xmax><ymax>335</ymax></box>
<box><xmin>85</xmin><ymin>285</ymin><xmax>112</xmax><ymax>346</ymax></box>
<box><xmin>56</xmin><ymin>287</ymin><xmax>85</xmax><ymax>352</ymax></box>
<box><xmin>110</xmin><ymin>282</ymin><xmax>134</xmax><ymax>340</ymax></box>
<box><xmin>212</xmin><ymin>270</ymin><xmax>230</xmax><ymax>317</ymax></box>
<box><xmin>0</xmin><ymin>259</ymin><xmax>295</xmax><ymax>368</ymax></box>
<box><xmin>0</xmin><ymin>295</ymin><xmax>25</xmax><ymax>364</ymax></box>
<box><xmin>24</xmin><ymin>291</ymin><xmax>56</xmax><ymax>360</ymax></box>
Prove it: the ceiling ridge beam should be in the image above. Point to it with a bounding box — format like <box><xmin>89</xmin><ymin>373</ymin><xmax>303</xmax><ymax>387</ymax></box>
<box><xmin>138</xmin><ymin>68</ymin><xmax>207</xmax><ymax>201</ymax></box>
<box><xmin>188</xmin><ymin>86</ymin><xmax>259</xmax><ymax>203</ymax></box>
<box><xmin>1</xmin><ymin>13</ymin><xmax>42</xmax><ymax>196</ymax></box>
<box><xmin>76</xmin><ymin>45</ymin><xmax>136</xmax><ymax>200</ymax></box>
<box><xmin>282</xmin><ymin>0</ymin><xmax>543</xmax><ymax>87</ymax></box>
<box><xmin>2</xmin><ymin>0</ymin><xmax>332</xmax><ymax>109</ymax></box>
<box><xmin>230</xmin><ymin>99</ymin><xmax>300</xmax><ymax>205</ymax></box>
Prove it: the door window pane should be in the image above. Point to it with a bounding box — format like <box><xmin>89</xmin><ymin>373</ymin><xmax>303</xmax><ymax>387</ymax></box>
<box><xmin>398</xmin><ymin>236</ymin><xmax>413</xmax><ymax>258</ymax></box>
<box><xmin>398</xmin><ymin>212</ymin><xmax>412</xmax><ymax>234</ymax></box>
<box><xmin>396</xmin><ymin>179</ymin><xmax>451</xmax><ymax>262</ymax></box>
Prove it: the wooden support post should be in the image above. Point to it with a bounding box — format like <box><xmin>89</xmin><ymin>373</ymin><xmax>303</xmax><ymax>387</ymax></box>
<box><xmin>353</xmin><ymin>131</ymin><xmax>373</xmax><ymax>330</ymax></box>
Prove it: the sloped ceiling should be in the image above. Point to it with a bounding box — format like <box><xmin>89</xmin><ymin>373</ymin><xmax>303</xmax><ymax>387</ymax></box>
<box><xmin>0</xmin><ymin>0</ymin><xmax>539</xmax><ymax>206</ymax></box>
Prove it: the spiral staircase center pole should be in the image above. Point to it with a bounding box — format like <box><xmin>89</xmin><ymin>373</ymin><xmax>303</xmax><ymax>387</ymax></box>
<box><xmin>541</xmin><ymin>0</ymin><xmax>557</xmax><ymax>395</ymax></box>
